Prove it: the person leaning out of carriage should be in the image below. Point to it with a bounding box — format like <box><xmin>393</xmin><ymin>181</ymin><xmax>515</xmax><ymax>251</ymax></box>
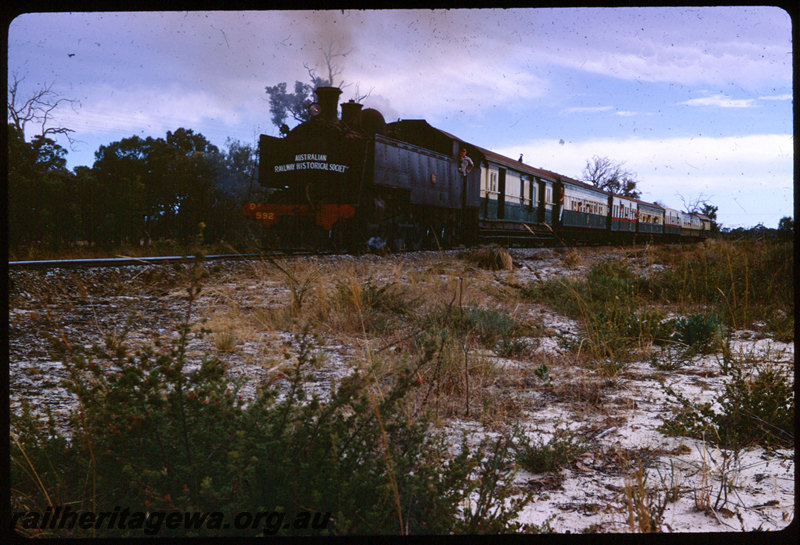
<box><xmin>458</xmin><ymin>148</ymin><xmax>474</xmax><ymax>178</ymax></box>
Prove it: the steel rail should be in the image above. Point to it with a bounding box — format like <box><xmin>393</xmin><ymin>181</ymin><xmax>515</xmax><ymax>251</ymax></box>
<box><xmin>7</xmin><ymin>253</ymin><xmax>275</xmax><ymax>270</ymax></box>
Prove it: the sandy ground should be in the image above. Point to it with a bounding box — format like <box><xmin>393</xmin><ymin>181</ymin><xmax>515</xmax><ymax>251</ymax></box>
<box><xmin>8</xmin><ymin>248</ymin><xmax>795</xmax><ymax>534</ymax></box>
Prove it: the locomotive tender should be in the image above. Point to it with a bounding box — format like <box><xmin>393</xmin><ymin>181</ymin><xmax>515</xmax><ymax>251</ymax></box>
<box><xmin>244</xmin><ymin>87</ymin><xmax>710</xmax><ymax>250</ymax></box>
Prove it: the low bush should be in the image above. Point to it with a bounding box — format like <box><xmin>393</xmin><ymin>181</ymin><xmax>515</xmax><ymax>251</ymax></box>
<box><xmin>460</xmin><ymin>245</ymin><xmax>513</xmax><ymax>270</ymax></box>
<box><xmin>668</xmin><ymin>313</ymin><xmax>723</xmax><ymax>354</ymax></box>
<box><xmin>513</xmin><ymin>426</ymin><xmax>588</xmax><ymax>474</ymax></box>
<box><xmin>419</xmin><ymin>303</ymin><xmax>521</xmax><ymax>349</ymax></box>
<box><xmin>332</xmin><ymin>277</ymin><xmax>413</xmax><ymax>334</ymax></box>
<box><xmin>659</xmin><ymin>362</ymin><xmax>794</xmax><ymax>449</ymax></box>
<box><xmin>10</xmin><ymin>264</ymin><xmax>532</xmax><ymax>537</ymax></box>
<box><xmin>495</xmin><ymin>336</ymin><xmax>536</xmax><ymax>359</ymax></box>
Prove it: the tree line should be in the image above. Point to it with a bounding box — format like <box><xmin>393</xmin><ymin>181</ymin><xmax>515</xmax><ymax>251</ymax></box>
<box><xmin>7</xmin><ymin>123</ymin><xmax>260</xmax><ymax>253</ymax></box>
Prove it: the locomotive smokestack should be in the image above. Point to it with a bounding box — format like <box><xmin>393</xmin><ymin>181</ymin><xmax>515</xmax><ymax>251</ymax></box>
<box><xmin>315</xmin><ymin>86</ymin><xmax>342</xmax><ymax>122</ymax></box>
<box><xmin>341</xmin><ymin>100</ymin><xmax>363</xmax><ymax>128</ymax></box>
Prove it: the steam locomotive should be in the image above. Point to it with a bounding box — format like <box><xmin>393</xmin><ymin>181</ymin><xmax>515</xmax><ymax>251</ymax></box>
<box><xmin>244</xmin><ymin>86</ymin><xmax>710</xmax><ymax>251</ymax></box>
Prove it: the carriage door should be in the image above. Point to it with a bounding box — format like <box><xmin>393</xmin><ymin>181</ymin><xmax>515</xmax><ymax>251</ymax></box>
<box><xmin>537</xmin><ymin>179</ymin><xmax>546</xmax><ymax>223</ymax></box>
<box><xmin>497</xmin><ymin>168</ymin><xmax>506</xmax><ymax>219</ymax></box>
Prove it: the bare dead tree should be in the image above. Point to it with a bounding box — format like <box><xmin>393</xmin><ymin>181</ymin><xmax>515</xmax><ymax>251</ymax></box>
<box><xmin>582</xmin><ymin>155</ymin><xmax>641</xmax><ymax>198</ymax></box>
<box><xmin>303</xmin><ymin>41</ymin><xmax>352</xmax><ymax>88</ymax></box>
<box><xmin>266</xmin><ymin>40</ymin><xmax>371</xmax><ymax>131</ymax></box>
<box><xmin>678</xmin><ymin>192</ymin><xmax>720</xmax><ymax>231</ymax></box>
<box><xmin>7</xmin><ymin>73</ymin><xmax>80</xmax><ymax>147</ymax></box>
<box><xmin>350</xmin><ymin>82</ymin><xmax>373</xmax><ymax>104</ymax></box>
<box><xmin>322</xmin><ymin>40</ymin><xmax>350</xmax><ymax>87</ymax></box>
<box><xmin>678</xmin><ymin>193</ymin><xmax>711</xmax><ymax>214</ymax></box>
<box><xmin>583</xmin><ymin>155</ymin><xmax>619</xmax><ymax>186</ymax></box>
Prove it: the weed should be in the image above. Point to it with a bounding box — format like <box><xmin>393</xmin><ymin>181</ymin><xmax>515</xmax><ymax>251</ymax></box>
<box><xmin>670</xmin><ymin>313</ymin><xmax>724</xmax><ymax>354</ymax></box>
<box><xmin>533</xmin><ymin>363</ymin><xmax>552</xmax><ymax>384</ymax></box>
<box><xmin>331</xmin><ymin>277</ymin><xmax>414</xmax><ymax>335</ymax></box>
<box><xmin>717</xmin><ymin>337</ymin><xmax>788</xmax><ymax>376</ymax></box>
<box><xmin>552</xmin><ymin>376</ymin><xmax>609</xmax><ymax>407</ymax></box>
<box><xmin>264</xmin><ymin>256</ymin><xmax>320</xmax><ymax>312</ymax></box>
<box><xmin>494</xmin><ymin>336</ymin><xmax>536</xmax><ymax>358</ymax></box>
<box><xmin>457</xmin><ymin>305</ymin><xmax>519</xmax><ymax>346</ymax></box>
<box><xmin>620</xmin><ymin>458</ymin><xmax>673</xmax><ymax>533</ymax></box>
<box><xmin>513</xmin><ymin>425</ymin><xmax>588</xmax><ymax>474</ymax></box>
<box><xmin>524</xmin><ymin>241</ymin><xmax>794</xmax><ymax>369</ymax></box>
<box><xmin>419</xmin><ymin>303</ymin><xmax>520</xmax><ymax>349</ymax></box>
<box><xmin>649</xmin><ymin>240</ymin><xmax>793</xmax><ymax>340</ymax></box>
<box><xmin>691</xmin><ymin>440</ymin><xmax>743</xmax><ymax>516</ymax></box>
<box><xmin>460</xmin><ymin>245</ymin><xmax>513</xmax><ymax>270</ymax></box>
<box><xmin>648</xmin><ymin>344</ymin><xmax>691</xmax><ymax>371</ymax></box>
<box><xmin>213</xmin><ymin>327</ymin><xmax>237</xmax><ymax>352</ymax></box>
<box><xmin>560</xmin><ymin>248</ymin><xmax>584</xmax><ymax>268</ymax></box>
<box><xmin>659</xmin><ymin>360</ymin><xmax>794</xmax><ymax>449</ymax></box>
<box><xmin>520</xmin><ymin>260</ymin><xmax>666</xmax><ymax>364</ymax></box>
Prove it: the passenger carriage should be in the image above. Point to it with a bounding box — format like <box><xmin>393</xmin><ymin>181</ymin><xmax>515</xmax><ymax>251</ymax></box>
<box><xmin>635</xmin><ymin>200</ymin><xmax>665</xmax><ymax>241</ymax></box>
<box><xmin>472</xmin><ymin>147</ymin><xmax>554</xmax><ymax>244</ymax></box>
<box><xmin>662</xmin><ymin>206</ymin><xmax>682</xmax><ymax>242</ymax></box>
<box><xmin>554</xmin><ymin>176</ymin><xmax>609</xmax><ymax>243</ymax></box>
<box><xmin>680</xmin><ymin>211</ymin><xmax>703</xmax><ymax>238</ymax></box>
<box><xmin>697</xmin><ymin>214</ymin><xmax>712</xmax><ymax>238</ymax></box>
<box><xmin>609</xmin><ymin>194</ymin><xmax>638</xmax><ymax>243</ymax></box>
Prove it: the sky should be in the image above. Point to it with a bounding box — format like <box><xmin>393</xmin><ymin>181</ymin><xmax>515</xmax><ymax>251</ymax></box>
<box><xmin>7</xmin><ymin>7</ymin><xmax>794</xmax><ymax>229</ymax></box>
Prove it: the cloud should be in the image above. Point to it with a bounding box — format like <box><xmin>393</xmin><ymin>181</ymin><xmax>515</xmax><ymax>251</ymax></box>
<box><xmin>758</xmin><ymin>94</ymin><xmax>793</xmax><ymax>101</ymax></box>
<box><xmin>679</xmin><ymin>94</ymin><xmax>756</xmax><ymax>108</ymax></box>
<box><xmin>53</xmin><ymin>84</ymin><xmax>261</xmax><ymax>144</ymax></box>
<box><xmin>10</xmin><ymin>8</ymin><xmax>790</xmax><ymax>131</ymax></box>
<box><xmin>524</xmin><ymin>7</ymin><xmax>791</xmax><ymax>90</ymax></box>
<box><xmin>499</xmin><ymin>133</ymin><xmax>792</xmax><ymax>178</ymax></box>
<box><xmin>562</xmin><ymin>106</ymin><xmax>614</xmax><ymax>114</ymax></box>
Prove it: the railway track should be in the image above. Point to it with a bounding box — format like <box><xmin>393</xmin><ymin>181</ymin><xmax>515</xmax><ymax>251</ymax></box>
<box><xmin>6</xmin><ymin>252</ymin><xmax>314</xmax><ymax>270</ymax></box>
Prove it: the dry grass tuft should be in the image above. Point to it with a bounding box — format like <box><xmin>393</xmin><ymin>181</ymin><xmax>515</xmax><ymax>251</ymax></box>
<box><xmin>461</xmin><ymin>245</ymin><xmax>514</xmax><ymax>270</ymax></box>
<box><xmin>560</xmin><ymin>248</ymin><xmax>584</xmax><ymax>268</ymax></box>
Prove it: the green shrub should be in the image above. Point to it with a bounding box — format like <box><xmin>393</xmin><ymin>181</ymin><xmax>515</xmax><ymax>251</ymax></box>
<box><xmin>513</xmin><ymin>426</ymin><xmax>588</xmax><ymax>474</ymax></box>
<box><xmin>237</xmin><ymin>333</ymin><xmax>524</xmax><ymax>535</ymax></box>
<box><xmin>669</xmin><ymin>313</ymin><xmax>723</xmax><ymax>354</ymax></box>
<box><xmin>10</xmin><ymin>267</ymin><xmax>532</xmax><ymax>537</ymax></box>
<box><xmin>659</xmin><ymin>362</ymin><xmax>794</xmax><ymax>449</ymax></box>
<box><xmin>533</xmin><ymin>364</ymin><xmax>551</xmax><ymax>384</ymax></box>
<box><xmin>586</xmin><ymin>259</ymin><xmax>637</xmax><ymax>304</ymax></box>
<box><xmin>420</xmin><ymin>304</ymin><xmax>520</xmax><ymax>348</ymax></box>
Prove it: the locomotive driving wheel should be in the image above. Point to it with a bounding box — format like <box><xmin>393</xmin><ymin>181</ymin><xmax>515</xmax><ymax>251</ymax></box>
<box><xmin>329</xmin><ymin>218</ymin><xmax>365</xmax><ymax>254</ymax></box>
